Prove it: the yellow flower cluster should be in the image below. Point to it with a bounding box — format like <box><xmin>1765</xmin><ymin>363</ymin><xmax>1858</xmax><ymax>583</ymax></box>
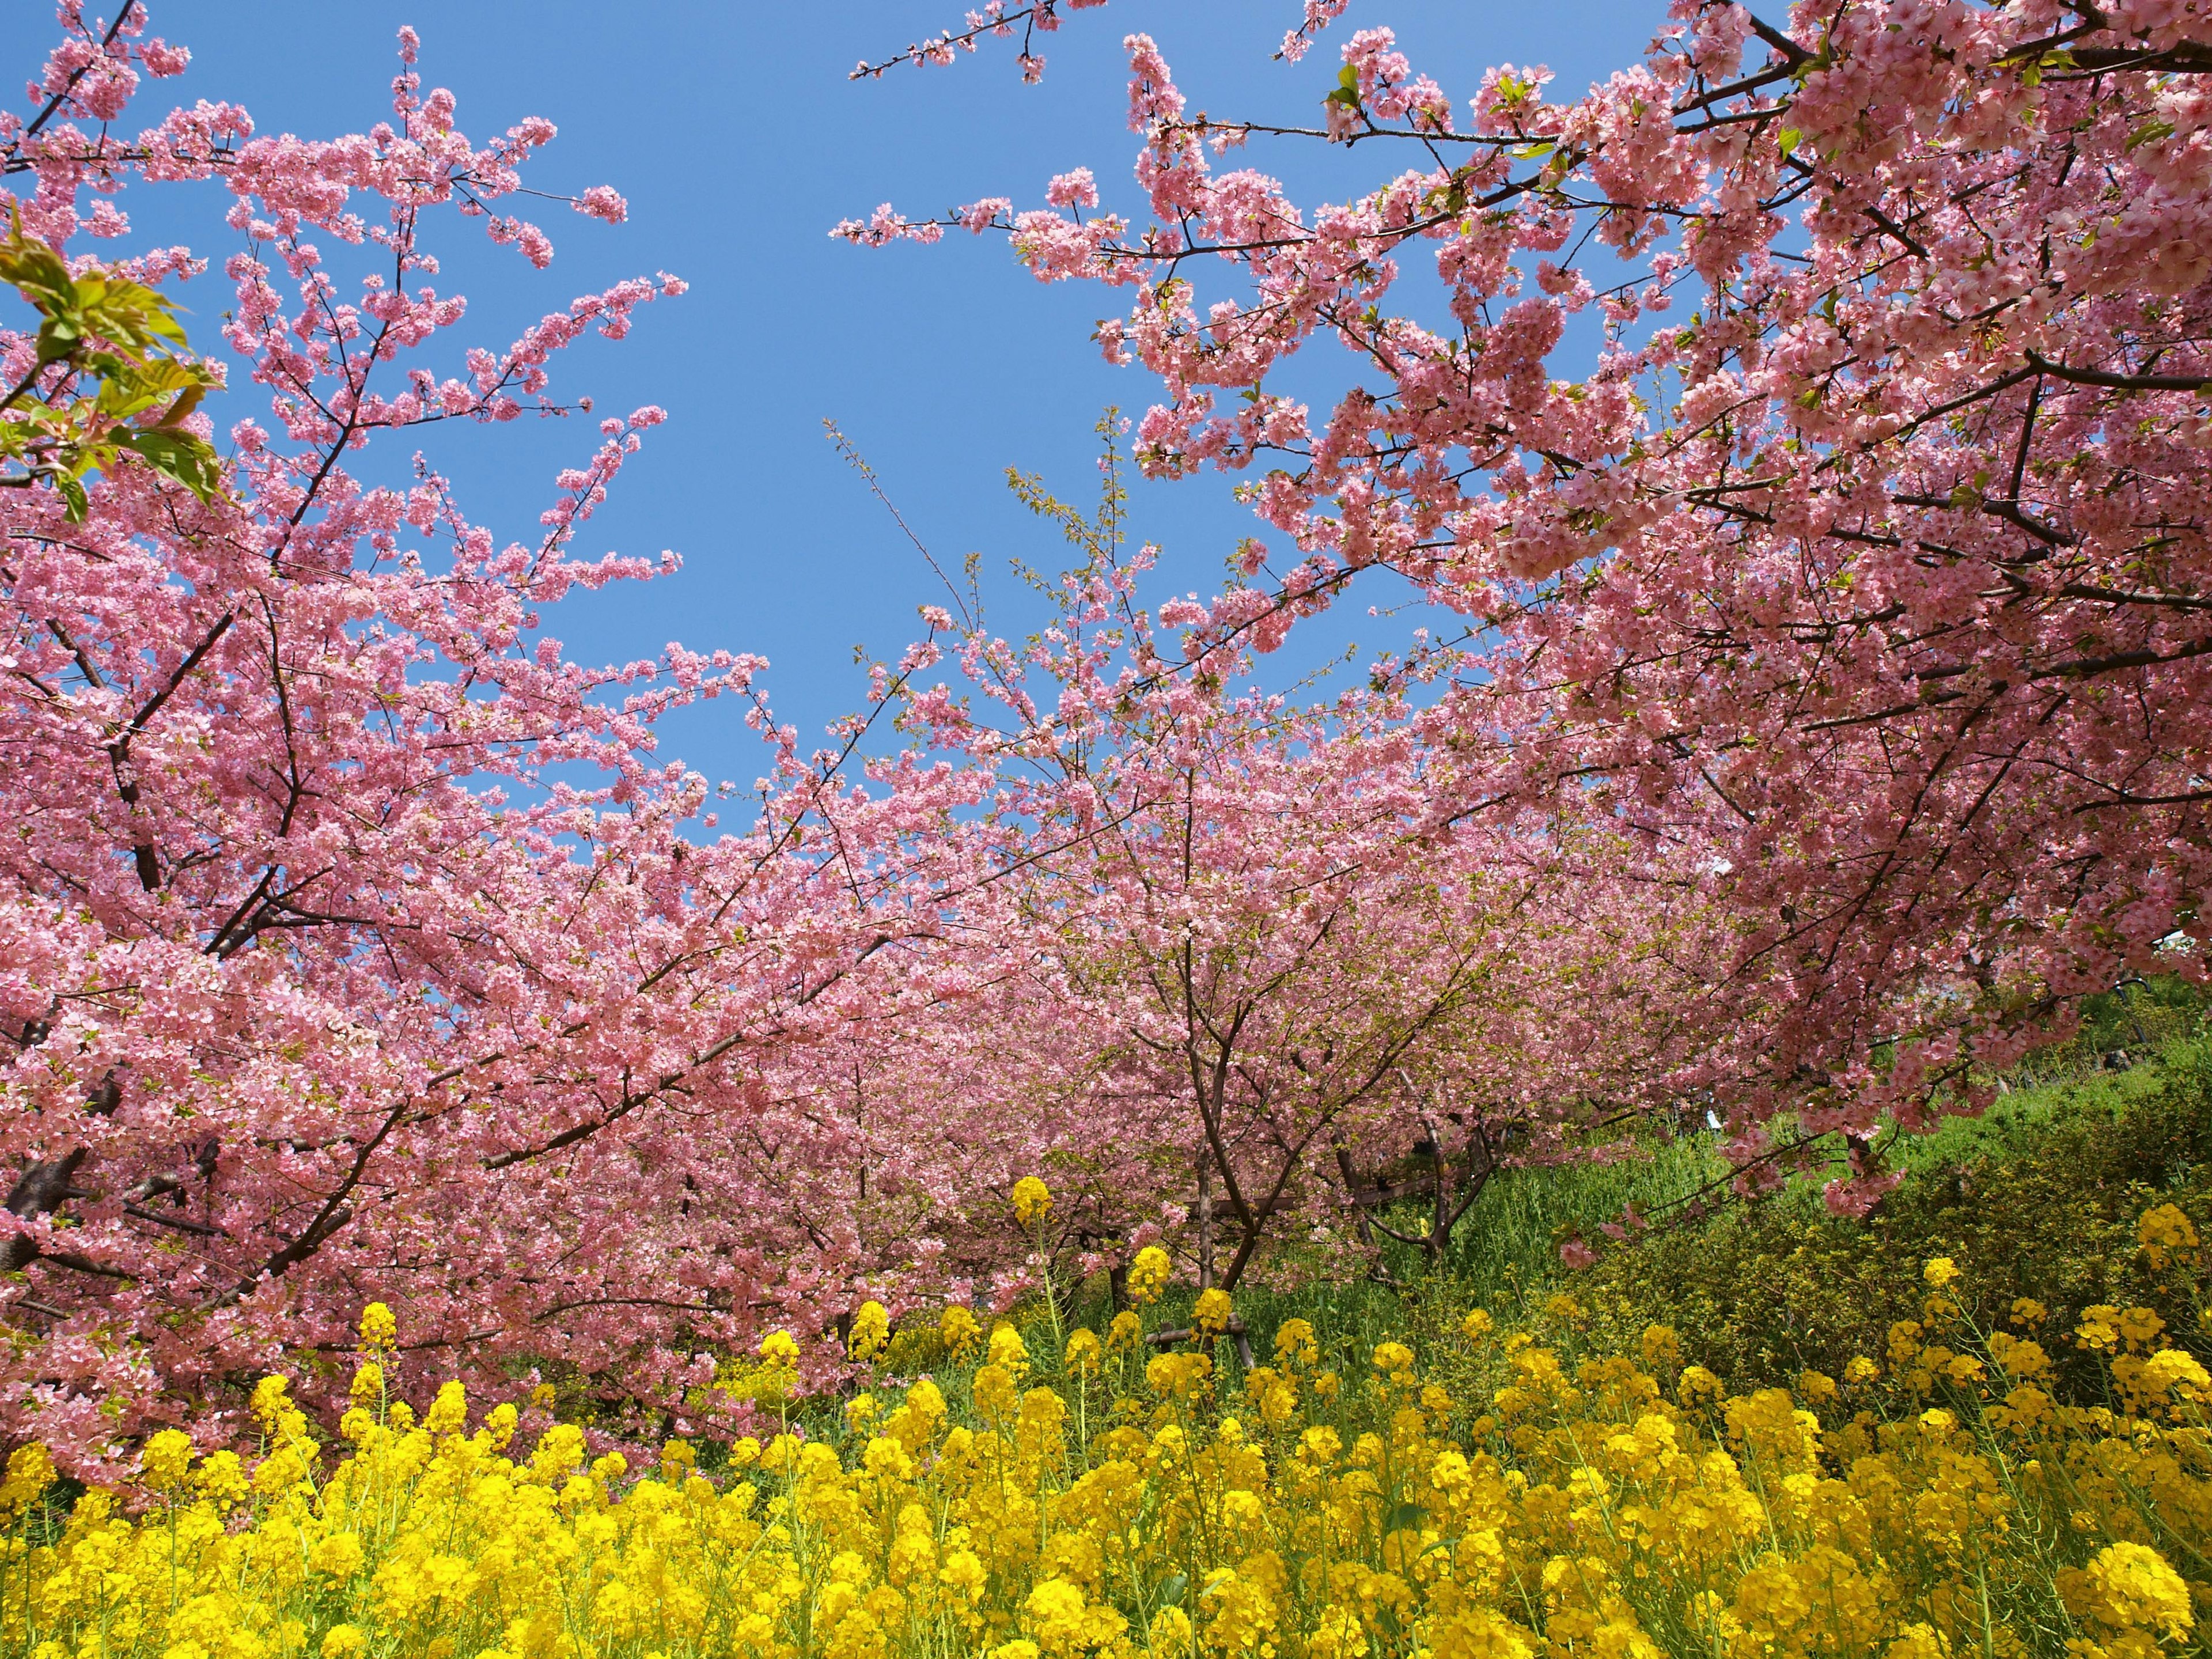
<box><xmin>1193</xmin><ymin>1291</ymin><xmax>1234</xmax><ymax>1339</ymax></box>
<box><xmin>850</xmin><ymin>1304</ymin><xmax>892</xmax><ymax>1366</ymax></box>
<box><xmin>1127</xmin><ymin>1247</ymin><xmax>1171</xmax><ymax>1306</ymax></box>
<box><xmin>2139</xmin><ymin>1203</ymin><xmax>2201</xmax><ymax>1273</ymax></box>
<box><xmin>1014</xmin><ymin>1179</ymin><xmax>1054</xmax><ymax>1230</ymax></box>
<box><xmin>0</xmin><ymin>1240</ymin><xmax>2206</xmax><ymax>1659</ymax></box>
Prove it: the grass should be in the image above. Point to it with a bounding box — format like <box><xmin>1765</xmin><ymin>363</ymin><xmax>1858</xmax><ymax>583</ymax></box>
<box><xmin>829</xmin><ymin>1019</ymin><xmax>2211</xmax><ymax>1449</ymax></box>
<box><xmin>1035</xmin><ymin>1029</ymin><xmax>2208</xmax><ymax>1402</ymax></box>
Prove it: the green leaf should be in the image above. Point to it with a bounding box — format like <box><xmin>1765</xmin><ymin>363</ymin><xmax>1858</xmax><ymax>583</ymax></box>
<box><xmin>1777</xmin><ymin>127</ymin><xmax>1802</xmax><ymax>156</ymax></box>
<box><xmin>54</xmin><ymin>472</ymin><xmax>88</xmax><ymax>522</ymax></box>
<box><xmin>36</xmin><ymin>314</ymin><xmax>85</xmax><ymax>365</ymax></box>
<box><xmin>1156</xmin><ymin>1573</ymin><xmax>1188</xmax><ymax>1608</ymax></box>
<box><xmin>0</xmin><ymin>235</ymin><xmax>75</xmax><ymax>310</ymax></box>
<box><xmin>80</xmin><ymin>277</ymin><xmax>190</xmax><ymax>355</ymax></box>
<box><xmin>117</xmin><ymin>428</ymin><xmax>221</xmax><ymax>500</ymax></box>
<box><xmin>1384</xmin><ymin>1501</ymin><xmax>1429</xmax><ymax>1534</ymax></box>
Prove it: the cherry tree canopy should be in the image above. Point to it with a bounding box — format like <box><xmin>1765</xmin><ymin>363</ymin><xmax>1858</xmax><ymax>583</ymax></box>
<box><xmin>854</xmin><ymin>0</ymin><xmax>2212</xmax><ymax>1191</ymax></box>
<box><xmin>0</xmin><ymin>6</ymin><xmax>1004</xmax><ymax>1465</ymax></box>
<box><xmin>6</xmin><ymin>0</ymin><xmax>2210</xmax><ymax>1463</ymax></box>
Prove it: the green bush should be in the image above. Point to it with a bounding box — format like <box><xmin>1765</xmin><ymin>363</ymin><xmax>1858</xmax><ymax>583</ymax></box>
<box><xmin>2012</xmin><ymin>974</ymin><xmax>2206</xmax><ymax>1082</ymax></box>
<box><xmin>1573</xmin><ymin>1040</ymin><xmax>2212</xmax><ymax>1397</ymax></box>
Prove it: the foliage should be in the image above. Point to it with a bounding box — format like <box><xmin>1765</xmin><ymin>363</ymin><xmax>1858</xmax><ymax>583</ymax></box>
<box><xmin>2</xmin><ymin>1226</ymin><xmax>2207</xmax><ymax>1659</ymax></box>
<box><xmin>1574</xmin><ymin>1043</ymin><xmax>2212</xmax><ymax>1400</ymax></box>
<box><xmin>2012</xmin><ymin>981</ymin><xmax>2209</xmax><ymax>1085</ymax></box>
<box><xmin>872</xmin><ymin>445</ymin><xmax>1730</xmax><ymax>1305</ymax></box>
<box><xmin>0</xmin><ymin>216</ymin><xmax>220</xmax><ymax>517</ymax></box>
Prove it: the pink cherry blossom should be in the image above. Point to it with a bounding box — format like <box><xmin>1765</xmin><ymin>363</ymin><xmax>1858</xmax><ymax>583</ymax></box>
<box><xmin>853</xmin><ymin>0</ymin><xmax>2212</xmax><ymax>1170</ymax></box>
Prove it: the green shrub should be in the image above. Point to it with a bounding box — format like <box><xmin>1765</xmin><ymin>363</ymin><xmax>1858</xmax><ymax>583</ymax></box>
<box><xmin>1574</xmin><ymin>1040</ymin><xmax>2212</xmax><ymax>1397</ymax></box>
<box><xmin>2012</xmin><ymin>974</ymin><xmax>2206</xmax><ymax>1082</ymax></box>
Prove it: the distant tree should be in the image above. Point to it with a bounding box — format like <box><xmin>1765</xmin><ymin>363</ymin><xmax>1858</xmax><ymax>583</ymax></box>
<box><xmin>888</xmin><ymin>454</ymin><xmax>1709</xmax><ymax>1295</ymax></box>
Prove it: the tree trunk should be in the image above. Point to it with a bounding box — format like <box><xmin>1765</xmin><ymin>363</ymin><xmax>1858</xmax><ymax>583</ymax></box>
<box><xmin>1195</xmin><ymin>1143</ymin><xmax>1215</xmax><ymax>1290</ymax></box>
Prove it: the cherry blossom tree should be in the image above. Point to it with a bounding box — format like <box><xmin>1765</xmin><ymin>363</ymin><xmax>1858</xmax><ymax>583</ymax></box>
<box><xmin>0</xmin><ymin>5</ymin><xmax>999</xmax><ymax>1466</ymax></box>
<box><xmin>880</xmin><ymin>448</ymin><xmax>1715</xmax><ymax>1296</ymax></box>
<box><xmin>852</xmin><ymin>0</ymin><xmax>2212</xmax><ymax>1206</ymax></box>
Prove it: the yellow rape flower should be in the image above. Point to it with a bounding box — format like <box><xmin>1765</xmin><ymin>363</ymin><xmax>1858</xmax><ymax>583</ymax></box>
<box><xmin>987</xmin><ymin>1321</ymin><xmax>1030</xmax><ymax>1377</ymax></box>
<box><xmin>10</xmin><ymin>1248</ymin><xmax>2211</xmax><ymax>1659</ymax></box>
<box><xmin>2075</xmin><ymin>1306</ymin><xmax>2122</xmax><ymax>1353</ymax></box>
<box><xmin>2138</xmin><ymin>1201</ymin><xmax>2199</xmax><ymax>1271</ymax></box>
<box><xmin>1275</xmin><ymin>1317</ymin><xmax>1319</xmax><ymax>1369</ymax></box>
<box><xmin>309</xmin><ymin>1531</ymin><xmax>366</xmax><ymax>1580</ymax></box>
<box><xmin>1193</xmin><ymin>1287</ymin><xmax>1233</xmax><ymax>1338</ymax></box>
<box><xmin>850</xmin><ymin>1299</ymin><xmax>891</xmax><ymax>1362</ymax></box>
<box><xmin>1309</xmin><ymin>1602</ymin><xmax>1369</xmax><ymax>1659</ymax></box>
<box><xmin>2075</xmin><ymin>1541</ymin><xmax>2194</xmax><ymax>1641</ymax></box>
<box><xmin>1150</xmin><ymin>1605</ymin><xmax>1195</xmax><ymax>1654</ymax></box>
<box><xmin>1012</xmin><ymin>1175</ymin><xmax>1052</xmax><ymax>1228</ymax></box>
<box><xmin>2115</xmin><ymin>1305</ymin><xmax>2167</xmax><ymax>1350</ymax></box>
<box><xmin>1885</xmin><ymin>1623</ymin><xmax>1950</xmax><ymax>1659</ymax></box>
<box><xmin>422</xmin><ymin>1378</ymin><xmax>468</xmax><ymax>1435</ymax></box>
<box><xmin>0</xmin><ymin>1443</ymin><xmax>54</xmax><ymax>1517</ymax></box>
<box><xmin>1372</xmin><ymin>1341</ymin><xmax>1415</xmax><ymax>1381</ymax></box>
<box><xmin>357</xmin><ymin>1301</ymin><xmax>397</xmax><ymax>1353</ymax></box>
<box><xmin>1127</xmin><ymin>1244</ymin><xmax>1172</xmax><ymax>1304</ymax></box>
<box><xmin>141</xmin><ymin>1428</ymin><xmax>194</xmax><ymax>1494</ymax></box>
<box><xmin>941</xmin><ymin>1303</ymin><xmax>982</xmax><ymax>1356</ymax></box>
<box><xmin>1146</xmin><ymin>1350</ymin><xmax>1211</xmax><ymax>1401</ymax></box>
<box><xmin>1988</xmin><ymin>1331</ymin><xmax>2052</xmax><ymax>1380</ymax></box>
<box><xmin>1024</xmin><ymin>1576</ymin><xmax>1114</xmax><ymax>1653</ymax></box>
<box><xmin>2138</xmin><ymin>1346</ymin><xmax>2212</xmax><ymax>1403</ymax></box>
<box><xmin>249</xmin><ymin>1374</ymin><xmax>294</xmax><ymax>1434</ymax></box>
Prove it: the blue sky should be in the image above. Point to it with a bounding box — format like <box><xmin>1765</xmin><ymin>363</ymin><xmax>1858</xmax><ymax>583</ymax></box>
<box><xmin>93</xmin><ymin>2</ymin><xmax>1661</xmax><ymax>789</ymax></box>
